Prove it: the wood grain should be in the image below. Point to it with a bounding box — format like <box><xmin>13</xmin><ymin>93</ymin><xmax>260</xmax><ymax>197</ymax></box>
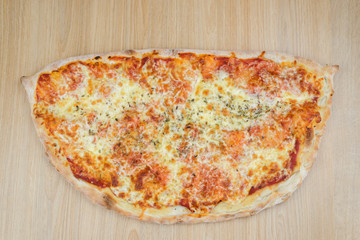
<box><xmin>0</xmin><ymin>0</ymin><xmax>359</xmax><ymax>239</ymax></box>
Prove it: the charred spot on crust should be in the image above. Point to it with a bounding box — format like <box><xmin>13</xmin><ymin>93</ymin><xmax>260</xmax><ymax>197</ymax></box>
<box><xmin>124</xmin><ymin>49</ymin><xmax>136</xmax><ymax>55</ymax></box>
<box><xmin>103</xmin><ymin>193</ymin><xmax>116</xmax><ymax>209</ymax></box>
<box><xmin>305</xmin><ymin>127</ymin><xmax>314</xmax><ymax>146</ymax></box>
<box><xmin>171</xmin><ymin>49</ymin><xmax>179</xmax><ymax>56</ymax></box>
<box><xmin>94</xmin><ymin>56</ymin><xmax>101</xmax><ymax>60</ymax></box>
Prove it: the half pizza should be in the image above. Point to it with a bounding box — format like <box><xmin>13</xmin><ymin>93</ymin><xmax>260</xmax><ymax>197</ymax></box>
<box><xmin>22</xmin><ymin>49</ymin><xmax>338</xmax><ymax>223</ymax></box>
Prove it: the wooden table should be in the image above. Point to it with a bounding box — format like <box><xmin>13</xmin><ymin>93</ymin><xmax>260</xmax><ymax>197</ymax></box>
<box><xmin>1</xmin><ymin>0</ymin><xmax>359</xmax><ymax>239</ymax></box>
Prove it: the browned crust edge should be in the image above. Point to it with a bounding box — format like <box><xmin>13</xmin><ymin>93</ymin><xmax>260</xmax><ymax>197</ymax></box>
<box><xmin>21</xmin><ymin>49</ymin><xmax>338</xmax><ymax>224</ymax></box>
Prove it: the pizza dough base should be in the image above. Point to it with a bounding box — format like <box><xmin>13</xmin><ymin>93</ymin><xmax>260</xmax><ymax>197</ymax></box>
<box><xmin>21</xmin><ymin>49</ymin><xmax>338</xmax><ymax>224</ymax></box>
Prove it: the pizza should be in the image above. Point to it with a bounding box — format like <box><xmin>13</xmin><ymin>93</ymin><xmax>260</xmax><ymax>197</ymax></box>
<box><xmin>22</xmin><ymin>49</ymin><xmax>338</xmax><ymax>224</ymax></box>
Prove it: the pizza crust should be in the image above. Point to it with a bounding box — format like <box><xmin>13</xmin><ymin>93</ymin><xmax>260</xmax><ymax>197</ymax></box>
<box><xmin>21</xmin><ymin>49</ymin><xmax>338</xmax><ymax>224</ymax></box>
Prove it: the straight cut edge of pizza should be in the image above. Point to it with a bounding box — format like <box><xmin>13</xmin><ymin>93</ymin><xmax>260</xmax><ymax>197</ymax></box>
<box><xmin>21</xmin><ymin>49</ymin><xmax>338</xmax><ymax>224</ymax></box>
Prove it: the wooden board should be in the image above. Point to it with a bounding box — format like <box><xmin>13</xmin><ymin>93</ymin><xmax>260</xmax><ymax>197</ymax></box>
<box><xmin>1</xmin><ymin>0</ymin><xmax>359</xmax><ymax>239</ymax></box>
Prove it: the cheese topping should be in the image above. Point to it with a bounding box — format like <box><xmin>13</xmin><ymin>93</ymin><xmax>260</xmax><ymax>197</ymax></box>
<box><xmin>33</xmin><ymin>53</ymin><xmax>326</xmax><ymax>213</ymax></box>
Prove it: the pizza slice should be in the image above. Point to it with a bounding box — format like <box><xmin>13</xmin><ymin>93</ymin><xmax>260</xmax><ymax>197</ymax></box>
<box><xmin>22</xmin><ymin>49</ymin><xmax>338</xmax><ymax>223</ymax></box>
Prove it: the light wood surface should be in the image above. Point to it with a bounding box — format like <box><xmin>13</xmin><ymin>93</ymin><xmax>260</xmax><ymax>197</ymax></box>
<box><xmin>1</xmin><ymin>0</ymin><xmax>359</xmax><ymax>239</ymax></box>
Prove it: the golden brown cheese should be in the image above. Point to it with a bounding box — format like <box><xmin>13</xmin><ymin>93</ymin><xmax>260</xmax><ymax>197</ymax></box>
<box><xmin>33</xmin><ymin>53</ymin><xmax>323</xmax><ymax>213</ymax></box>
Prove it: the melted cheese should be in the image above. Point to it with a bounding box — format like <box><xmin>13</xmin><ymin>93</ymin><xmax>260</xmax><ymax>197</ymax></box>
<box><xmin>33</xmin><ymin>54</ymin><xmax>324</xmax><ymax>213</ymax></box>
